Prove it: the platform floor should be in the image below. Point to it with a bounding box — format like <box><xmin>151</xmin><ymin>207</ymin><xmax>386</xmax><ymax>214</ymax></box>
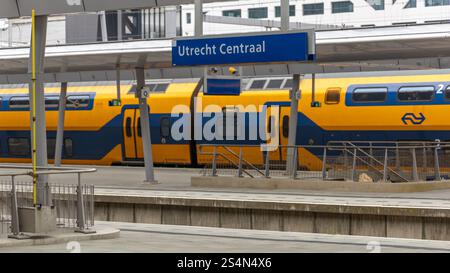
<box><xmin>6</xmin><ymin>165</ymin><xmax>450</xmax><ymax>207</ymax></box>
<box><xmin>1</xmin><ymin>221</ymin><xmax>450</xmax><ymax>253</ymax></box>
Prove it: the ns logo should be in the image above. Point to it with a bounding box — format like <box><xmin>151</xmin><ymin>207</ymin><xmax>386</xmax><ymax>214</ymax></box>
<box><xmin>66</xmin><ymin>0</ymin><xmax>82</xmax><ymax>6</ymax></box>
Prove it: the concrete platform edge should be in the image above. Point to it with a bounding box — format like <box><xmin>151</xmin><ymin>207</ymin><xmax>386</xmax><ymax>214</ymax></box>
<box><xmin>191</xmin><ymin>176</ymin><xmax>450</xmax><ymax>193</ymax></box>
<box><xmin>0</xmin><ymin>227</ymin><xmax>120</xmax><ymax>249</ymax></box>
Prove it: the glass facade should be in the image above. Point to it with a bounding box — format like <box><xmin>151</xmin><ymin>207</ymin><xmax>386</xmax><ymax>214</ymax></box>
<box><xmin>332</xmin><ymin>1</ymin><xmax>354</xmax><ymax>13</ymax></box>
<box><xmin>275</xmin><ymin>5</ymin><xmax>296</xmax><ymax>17</ymax></box>
<box><xmin>303</xmin><ymin>3</ymin><xmax>324</xmax><ymax>15</ymax></box>
<box><xmin>222</xmin><ymin>9</ymin><xmax>242</xmax><ymax>17</ymax></box>
<box><xmin>248</xmin><ymin>7</ymin><xmax>268</xmax><ymax>19</ymax></box>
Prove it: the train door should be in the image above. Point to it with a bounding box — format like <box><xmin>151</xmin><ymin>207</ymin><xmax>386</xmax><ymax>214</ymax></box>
<box><xmin>280</xmin><ymin>107</ymin><xmax>290</xmax><ymax>161</ymax></box>
<box><xmin>265</xmin><ymin>105</ymin><xmax>290</xmax><ymax>162</ymax></box>
<box><xmin>135</xmin><ymin>113</ymin><xmax>144</xmax><ymax>159</ymax></box>
<box><xmin>123</xmin><ymin>108</ymin><xmax>139</xmax><ymax>160</ymax></box>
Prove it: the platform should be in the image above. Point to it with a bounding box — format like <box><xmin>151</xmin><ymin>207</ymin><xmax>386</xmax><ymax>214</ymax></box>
<box><xmin>5</xmin><ymin>166</ymin><xmax>450</xmax><ymax>241</ymax></box>
<box><xmin>1</xmin><ymin>221</ymin><xmax>450</xmax><ymax>253</ymax></box>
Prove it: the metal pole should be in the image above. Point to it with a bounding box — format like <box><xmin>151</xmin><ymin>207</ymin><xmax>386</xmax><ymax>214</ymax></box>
<box><xmin>116</xmin><ymin>69</ymin><xmax>121</xmax><ymax>101</ymax></box>
<box><xmin>351</xmin><ymin>148</ymin><xmax>357</xmax><ymax>181</ymax></box>
<box><xmin>434</xmin><ymin>147</ymin><xmax>441</xmax><ymax>181</ymax></box>
<box><xmin>383</xmin><ymin>148</ymin><xmax>388</xmax><ymax>182</ymax></box>
<box><xmin>8</xmin><ymin>20</ymin><xmax>12</xmax><ymax>47</ymax></box>
<box><xmin>212</xmin><ymin>146</ymin><xmax>217</xmax><ymax>176</ymax></box>
<box><xmin>395</xmin><ymin>143</ymin><xmax>400</xmax><ymax>171</ymax></box>
<box><xmin>280</xmin><ymin>0</ymin><xmax>290</xmax><ymax>32</ymax></box>
<box><xmin>54</xmin><ymin>82</ymin><xmax>67</xmax><ymax>167</ymax></box>
<box><xmin>322</xmin><ymin>147</ymin><xmax>327</xmax><ymax>180</ymax></box>
<box><xmin>194</xmin><ymin>0</ymin><xmax>203</xmax><ymax>36</ymax></box>
<box><xmin>100</xmin><ymin>11</ymin><xmax>108</xmax><ymax>42</ymax></box>
<box><xmin>10</xmin><ymin>176</ymin><xmax>20</xmax><ymax>236</ymax></box>
<box><xmin>237</xmin><ymin>147</ymin><xmax>243</xmax><ymax>178</ymax></box>
<box><xmin>291</xmin><ymin>148</ymin><xmax>298</xmax><ymax>179</ymax></box>
<box><xmin>265</xmin><ymin>151</ymin><xmax>270</xmax><ymax>178</ymax></box>
<box><xmin>411</xmin><ymin>148</ymin><xmax>419</xmax><ymax>181</ymax></box>
<box><xmin>117</xmin><ymin>10</ymin><xmax>123</xmax><ymax>41</ymax></box>
<box><xmin>76</xmin><ymin>173</ymin><xmax>85</xmax><ymax>230</ymax></box>
<box><xmin>286</xmin><ymin>74</ymin><xmax>300</xmax><ymax>175</ymax></box>
<box><xmin>311</xmin><ymin>73</ymin><xmax>316</xmax><ymax>105</ymax></box>
<box><xmin>136</xmin><ymin>68</ymin><xmax>156</xmax><ymax>183</ymax></box>
<box><xmin>29</xmin><ymin>13</ymin><xmax>49</xmax><ymax>207</ymax></box>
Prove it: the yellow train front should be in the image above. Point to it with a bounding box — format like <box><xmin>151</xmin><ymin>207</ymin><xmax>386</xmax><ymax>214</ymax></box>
<box><xmin>0</xmin><ymin>71</ymin><xmax>449</xmax><ymax>169</ymax></box>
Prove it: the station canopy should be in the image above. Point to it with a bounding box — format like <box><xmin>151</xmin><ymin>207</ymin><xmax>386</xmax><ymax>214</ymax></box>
<box><xmin>0</xmin><ymin>0</ymin><xmax>231</xmax><ymax>19</ymax></box>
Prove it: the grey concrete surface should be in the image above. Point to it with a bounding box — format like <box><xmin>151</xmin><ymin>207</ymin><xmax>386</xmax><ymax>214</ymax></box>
<box><xmin>0</xmin><ymin>222</ymin><xmax>449</xmax><ymax>253</ymax></box>
<box><xmin>0</xmin><ymin>226</ymin><xmax>119</xmax><ymax>248</ymax></box>
<box><xmin>7</xmin><ymin>165</ymin><xmax>450</xmax><ymax>199</ymax></box>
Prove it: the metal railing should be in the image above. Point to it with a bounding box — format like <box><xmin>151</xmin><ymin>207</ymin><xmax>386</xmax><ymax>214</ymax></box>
<box><xmin>199</xmin><ymin>141</ymin><xmax>450</xmax><ymax>183</ymax></box>
<box><xmin>0</xmin><ymin>165</ymin><xmax>96</xmax><ymax>238</ymax></box>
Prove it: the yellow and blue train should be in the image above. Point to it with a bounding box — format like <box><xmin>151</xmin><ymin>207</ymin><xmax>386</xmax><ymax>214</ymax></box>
<box><xmin>0</xmin><ymin>71</ymin><xmax>449</xmax><ymax>170</ymax></box>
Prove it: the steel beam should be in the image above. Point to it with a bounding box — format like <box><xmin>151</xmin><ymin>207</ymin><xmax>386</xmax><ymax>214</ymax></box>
<box><xmin>54</xmin><ymin>82</ymin><xmax>67</xmax><ymax>167</ymax></box>
<box><xmin>29</xmin><ymin>15</ymin><xmax>50</xmax><ymax>206</ymax></box>
<box><xmin>286</xmin><ymin>74</ymin><xmax>300</xmax><ymax>175</ymax></box>
<box><xmin>280</xmin><ymin>0</ymin><xmax>289</xmax><ymax>32</ymax></box>
<box><xmin>194</xmin><ymin>0</ymin><xmax>203</xmax><ymax>36</ymax></box>
<box><xmin>136</xmin><ymin>68</ymin><xmax>156</xmax><ymax>183</ymax></box>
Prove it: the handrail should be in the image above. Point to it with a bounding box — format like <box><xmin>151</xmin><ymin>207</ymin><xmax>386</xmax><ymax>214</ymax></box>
<box><xmin>343</xmin><ymin>142</ymin><xmax>409</xmax><ymax>182</ymax></box>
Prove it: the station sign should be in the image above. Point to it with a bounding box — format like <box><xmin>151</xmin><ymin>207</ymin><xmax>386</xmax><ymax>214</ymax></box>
<box><xmin>172</xmin><ymin>30</ymin><xmax>315</xmax><ymax>67</ymax></box>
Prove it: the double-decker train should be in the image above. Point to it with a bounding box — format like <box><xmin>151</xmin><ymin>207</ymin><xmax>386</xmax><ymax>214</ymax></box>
<box><xmin>0</xmin><ymin>70</ymin><xmax>449</xmax><ymax>170</ymax></box>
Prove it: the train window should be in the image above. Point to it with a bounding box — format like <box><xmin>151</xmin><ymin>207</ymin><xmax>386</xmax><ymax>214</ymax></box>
<box><xmin>154</xmin><ymin>83</ymin><xmax>169</xmax><ymax>92</ymax></box>
<box><xmin>222</xmin><ymin>107</ymin><xmax>240</xmax><ymax>139</ymax></box>
<box><xmin>325</xmin><ymin>88</ymin><xmax>341</xmax><ymax>104</ymax></box>
<box><xmin>445</xmin><ymin>86</ymin><xmax>450</xmax><ymax>100</ymax></box>
<box><xmin>266</xmin><ymin>79</ymin><xmax>284</xmax><ymax>89</ymax></box>
<box><xmin>282</xmin><ymin>116</ymin><xmax>289</xmax><ymax>138</ymax></box>
<box><xmin>45</xmin><ymin>96</ymin><xmax>60</xmax><ymax>109</ymax></box>
<box><xmin>64</xmin><ymin>138</ymin><xmax>73</xmax><ymax>158</ymax></box>
<box><xmin>352</xmin><ymin>87</ymin><xmax>388</xmax><ymax>102</ymax></box>
<box><xmin>8</xmin><ymin>138</ymin><xmax>30</xmax><ymax>156</ymax></box>
<box><xmin>160</xmin><ymin>117</ymin><xmax>171</xmax><ymax>138</ymax></box>
<box><xmin>9</xmin><ymin>96</ymin><xmax>30</xmax><ymax>109</ymax></box>
<box><xmin>137</xmin><ymin>118</ymin><xmax>142</xmax><ymax>137</ymax></box>
<box><xmin>249</xmin><ymin>80</ymin><xmax>267</xmax><ymax>90</ymax></box>
<box><xmin>398</xmin><ymin>86</ymin><xmax>434</xmax><ymax>101</ymax></box>
<box><xmin>284</xmin><ymin>79</ymin><xmax>293</xmax><ymax>89</ymax></box>
<box><xmin>66</xmin><ymin>95</ymin><xmax>90</xmax><ymax>109</ymax></box>
<box><xmin>125</xmin><ymin>117</ymin><xmax>132</xmax><ymax>137</ymax></box>
<box><xmin>47</xmin><ymin>138</ymin><xmax>56</xmax><ymax>158</ymax></box>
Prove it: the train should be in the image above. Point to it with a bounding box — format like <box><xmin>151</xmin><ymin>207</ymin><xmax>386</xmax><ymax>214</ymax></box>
<box><xmin>0</xmin><ymin>70</ymin><xmax>449</xmax><ymax>170</ymax></box>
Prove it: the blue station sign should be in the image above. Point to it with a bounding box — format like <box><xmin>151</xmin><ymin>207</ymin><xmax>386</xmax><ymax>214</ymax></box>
<box><xmin>172</xmin><ymin>31</ymin><xmax>314</xmax><ymax>67</ymax></box>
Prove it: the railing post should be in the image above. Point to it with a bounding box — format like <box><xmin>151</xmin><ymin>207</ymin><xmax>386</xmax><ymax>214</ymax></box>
<box><xmin>8</xmin><ymin>176</ymin><xmax>28</xmax><ymax>239</ymax></box>
<box><xmin>411</xmin><ymin>148</ymin><xmax>419</xmax><ymax>182</ymax></box>
<box><xmin>422</xmin><ymin>142</ymin><xmax>427</xmax><ymax>174</ymax></box>
<box><xmin>395</xmin><ymin>143</ymin><xmax>400</xmax><ymax>171</ymax></box>
<box><xmin>383</xmin><ymin>148</ymin><xmax>388</xmax><ymax>182</ymax></box>
<box><xmin>322</xmin><ymin>147</ymin><xmax>327</xmax><ymax>180</ymax></box>
<box><xmin>351</xmin><ymin>148</ymin><xmax>357</xmax><ymax>181</ymax></box>
<box><xmin>212</xmin><ymin>146</ymin><xmax>218</xmax><ymax>177</ymax></box>
<box><xmin>10</xmin><ymin>177</ymin><xmax>19</xmax><ymax>235</ymax></box>
<box><xmin>291</xmin><ymin>148</ymin><xmax>298</xmax><ymax>179</ymax></box>
<box><xmin>237</xmin><ymin>147</ymin><xmax>243</xmax><ymax>178</ymax></box>
<box><xmin>434</xmin><ymin>147</ymin><xmax>441</xmax><ymax>181</ymax></box>
<box><xmin>264</xmin><ymin>151</ymin><xmax>270</xmax><ymax>178</ymax></box>
<box><xmin>75</xmin><ymin>173</ymin><xmax>95</xmax><ymax>234</ymax></box>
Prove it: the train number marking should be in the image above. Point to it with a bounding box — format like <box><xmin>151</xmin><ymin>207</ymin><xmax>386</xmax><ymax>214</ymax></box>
<box><xmin>436</xmin><ymin>84</ymin><xmax>445</xmax><ymax>94</ymax></box>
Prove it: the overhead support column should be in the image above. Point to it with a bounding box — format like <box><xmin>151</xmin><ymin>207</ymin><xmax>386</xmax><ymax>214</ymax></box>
<box><xmin>54</xmin><ymin>82</ymin><xmax>67</xmax><ymax>167</ymax></box>
<box><xmin>194</xmin><ymin>0</ymin><xmax>203</xmax><ymax>36</ymax></box>
<box><xmin>136</xmin><ymin>67</ymin><xmax>157</xmax><ymax>183</ymax></box>
<box><xmin>280</xmin><ymin>0</ymin><xmax>290</xmax><ymax>32</ymax></box>
<box><xmin>286</xmin><ymin>74</ymin><xmax>300</xmax><ymax>176</ymax></box>
<box><xmin>29</xmin><ymin>14</ymin><xmax>50</xmax><ymax>206</ymax></box>
<box><xmin>100</xmin><ymin>11</ymin><xmax>108</xmax><ymax>42</ymax></box>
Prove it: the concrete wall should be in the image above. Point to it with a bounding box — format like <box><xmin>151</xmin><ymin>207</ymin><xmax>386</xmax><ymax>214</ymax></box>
<box><xmin>94</xmin><ymin>200</ymin><xmax>450</xmax><ymax>241</ymax></box>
